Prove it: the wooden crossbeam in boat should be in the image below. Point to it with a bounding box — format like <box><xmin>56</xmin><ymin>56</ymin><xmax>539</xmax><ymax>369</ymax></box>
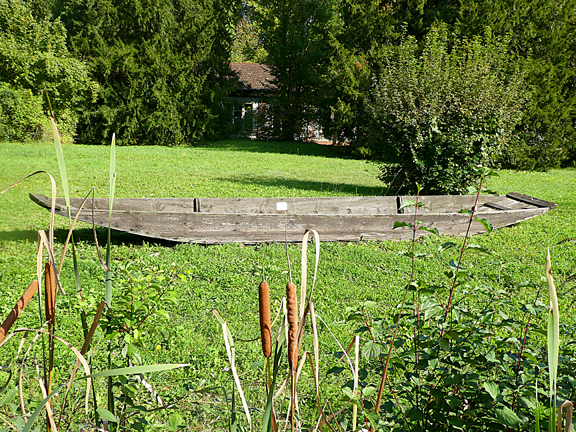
<box><xmin>506</xmin><ymin>192</ymin><xmax>558</xmax><ymax>208</ymax></box>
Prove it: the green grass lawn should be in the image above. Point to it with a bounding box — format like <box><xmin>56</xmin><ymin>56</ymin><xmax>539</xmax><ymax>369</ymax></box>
<box><xmin>0</xmin><ymin>140</ymin><xmax>575</xmax><ymax>430</ymax></box>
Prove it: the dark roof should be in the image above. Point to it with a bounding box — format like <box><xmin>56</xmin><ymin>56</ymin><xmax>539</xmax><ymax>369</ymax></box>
<box><xmin>230</xmin><ymin>62</ymin><xmax>274</xmax><ymax>91</ymax></box>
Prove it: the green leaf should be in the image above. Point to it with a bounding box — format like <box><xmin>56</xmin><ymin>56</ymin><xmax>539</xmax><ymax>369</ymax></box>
<box><xmin>439</xmin><ymin>242</ymin><xmax>458</xmax><ymax>252</ymax></box>
<box><xmin>0</xmin><ymin>387</ymin><xmax>17</xmax><ymax>406</ymax></box>
<box><xmin>342</xmin><ymin>386</ymin><xmax>356</xmax><ymax>400</ymax></box>
<box><xmin>483</xmin><ymin>381</ymin><xmax>500</xmax><ymax>400</ymax></box>
<box><xmin>169</xmin><ymin>413</ymin><xmax>183</xmax><ymax>429</ymax></box>
<box><xmin>154</xmin><ymin>309</ymin><xmax>170</xmax><ymax>320</ymax></box>
<box><xmin>362</xmin><ymin>340</ymin><xmax>381</xmax><ymax>359</ymax></box>
<box><xmin>327</xmin><ymin>366</ymin><xmax>345</xmax><ymax>375</ymax></box>
<box><xmin>422</xmin><ymin>297</ymin><xmax>444</xmax><ymax>320</ymax></box>
<box><xmin>249</xmin><ymin>361</ymin><xmax>265</xmax><ymax>370</ymax></box>
<box><xmin>496</xmin><ymin>407</ymin><xmax>520</xmax><ymax>428</ymax></box>
<box><xmin>474</xmin><ymin>216</ymin><xmax>493</xmax><ymax>233</ymax></box>
<box><xmin>398</xmin><ymin>199</ymin><xmax>417</xmax><ymax>210</ymax></box>
<box><xmin>364</xmin><ymin>411</ymin><xmax>380</xmax><ymax>429</ymax></box>
<box><xmin>419</xmin><ymin>226</ymin><xmax>439</xmax><ymax>236</ymax></box>
<box><xmin>96</xmin><ymin>407</ymin><xmax>118</xmax><ymax>423</ymax></box>
<box><xmin>466</xmin><ymin>244</ymin><xmax>490</xmax><ymax>254</ymax></box>
<box><xmin>438</xmin><ymin>338</ymin><xmax>450</xmax><ymax>352</ymax></box>
<box><xmin>80</xmin><ymin>363</ymin><xmax>189</xmax><ymax>379</ymax></box>
<box><xmin>362</xmin><ymin>386</ymin><xmax>377</xmax><ymax>397</ymax></box>
<box><xmin>363</xmin><ymin>300</ymin><xmax>377</xmax><ymax>309</ymax></box>
<box><xmin>393</xmin><ymin>221</ymin><xmax>413</xmax><ymax>229</ymax></box>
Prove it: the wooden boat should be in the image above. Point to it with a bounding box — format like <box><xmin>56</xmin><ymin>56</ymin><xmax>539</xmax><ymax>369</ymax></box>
<box><xmin>29</xmin><ymin>192</ymin><xmax>557</xmax><ymax>244</ymax></box>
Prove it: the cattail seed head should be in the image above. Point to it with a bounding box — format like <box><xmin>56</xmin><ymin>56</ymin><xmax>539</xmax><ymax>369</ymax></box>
<box><xmin>286</xmin><ymin>282</ymin><xmax>299</xmax><ymax>370</ymax></box>
<box><xmin>259</xmin><ymin>281</ymin><xmax>272</xmax><ymax>358</ymax></box>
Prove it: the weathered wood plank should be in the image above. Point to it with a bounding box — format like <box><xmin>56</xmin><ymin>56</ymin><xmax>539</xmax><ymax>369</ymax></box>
<box><xmin>199</xmin><ymin>196</ymin><xmax>397</xmax><ymax>215</ymax></box>
<box><xmin>29</xmin><ymin>194</ymin><xmax>198</xmax><ymax>213</ymax></box>
<box><xmin>400</xmin><ymin>194</ymin><xmax>542</xmax><ymax>214</ymax></box>
<box><xmin>507</xmin><ymin>192</ymin><xmax>558</xmax><ymax>208</ymax></box>
<box><xmin>31</xmin><ymin>194</ymin><xmax>399</xmax><ymax>215</ymax></box>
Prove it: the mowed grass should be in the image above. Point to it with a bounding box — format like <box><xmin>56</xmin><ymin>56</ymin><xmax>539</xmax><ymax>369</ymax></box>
<box><xmin>0</xmin><ymin>140</ymin><xmax>575</xmax><ymax>429</ymax></box>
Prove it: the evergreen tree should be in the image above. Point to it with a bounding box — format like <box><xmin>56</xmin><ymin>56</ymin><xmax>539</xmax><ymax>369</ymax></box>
<box><xmin>254</xmin><ymin>0</ymin><xmax>339</xmax><ymax>141</ymax></box>
<box><xmin>57</xmin><ymin>0</ymin><xmax>239</xmax><ymax>145</ymax></box>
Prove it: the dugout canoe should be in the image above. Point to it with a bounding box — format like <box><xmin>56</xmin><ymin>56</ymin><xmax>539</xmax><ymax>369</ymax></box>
<box><xmin>29</xmin><ymin>192</ymin><xmax>557</xmax><ymax>244</ymax></box>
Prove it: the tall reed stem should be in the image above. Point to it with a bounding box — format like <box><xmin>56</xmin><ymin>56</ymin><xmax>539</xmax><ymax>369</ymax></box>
<box><xmin>373</xmin><ymin>189</ymin><xmax>421</xmax><ymax>426</ymax></box>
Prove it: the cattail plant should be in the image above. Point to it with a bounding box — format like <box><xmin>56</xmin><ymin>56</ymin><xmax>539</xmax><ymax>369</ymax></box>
<box><xmin>286</xmin><ymin>281</ymin><xmax>299</xmax><ymax>371</ymax></box>
<box><xmin>286</xmin><ymin>280</ymin><xmax>299</xmax><ymax>432</ymax></box>
<box><xmin>259</xmin><ymin>280</ymin><xmax>272</xmax><ymax>359</ymax></box>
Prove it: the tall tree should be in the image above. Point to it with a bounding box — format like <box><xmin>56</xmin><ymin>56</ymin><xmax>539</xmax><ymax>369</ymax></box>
<box><xmin>254</xmin><ymin>0</ymin><xmax>339</xmax><ymax>141</ymax></box>
<box><xmin>230</xmin><ymin>3</ymin><xmax>267</xmax><ymax>63</ymax></box>
<box><xmin>57</xmin><ymin>0</ymin><xmax>239</xmax><ymax>145</ymax></box>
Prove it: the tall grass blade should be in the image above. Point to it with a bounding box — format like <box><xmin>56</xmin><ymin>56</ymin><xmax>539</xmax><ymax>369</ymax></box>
<box><xmin>262</xmin><ymin>333</ymin><xmax>284</xmax><ymax>432</ymax></box>
<box><xmin>81</xmin><ymin>363</ymin><xmax>189</xmax><ymax>379</ymax></box>
<box><xmin>105</xmin><ymin>133</ymin><xmax>116</xmax><ymax>307</ymax></box>
<box><xmin>50</xmin><ymin>117</ymin><xmax>70</xmax><ymax>211</ymax></box>
<box><xmin>352</xmin><ymin>335</ymin><xmax>360</xmax><ymax>431</ymax></box>
<box><xmin>300</xmin><ymin>229</ymin><xmax>320</xmax><ymax>320</ymax></box>
<box><xmin>546</xmin><ymin>248</ymin><xmax>560</xmax><ymax>431</ymax></box>
<box><xmin>22</xmin><ymin>384</ymin><xmax>65</xmax><ymax>432</ymax></box>
<box><xmin>231</xmin><ymin>382</ymin><xmax>238</xmax><ymax>432</ymax></box>
<box><xmin>34</xmin><ymin>356</ymin><xmax>57</xmax><ymax>432</ymax></box>
<box><xmin>221</xmin><ymin>321</ymin><xmax>253</xmax><ymax>432</ymax></box>
<box><xmin>104</xmin><ymin>133</ymin><xmax>116</xmax><ymax>421</ymax></box>
<box><xmin>309</xmin><ymin>302</ymin><xmax>320</xmax><ymax>397</ymax></box>
<box><xmin>557</xmin><ymin>400</ymin><xmax>573</xmax><ymax>432</ymax></box>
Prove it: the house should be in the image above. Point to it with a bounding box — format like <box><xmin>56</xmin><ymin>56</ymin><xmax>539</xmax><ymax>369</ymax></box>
<box><xmin>229</xmin><ymin>62</ymin><xmax>274</xmax><ymax>138</ymax></box>
<box><xmin>229</xmin><ymin>62</ymin><xmax>328</xmax><ymax>142</ymax></box>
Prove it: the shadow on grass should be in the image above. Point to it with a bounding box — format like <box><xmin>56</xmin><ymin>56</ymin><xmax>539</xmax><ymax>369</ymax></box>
<box><xmin>55</xmin><ymin>227</ymin><xmax>179</xmax><ymax>247</ymax></box>
<box><xmin>0</xmin><ymin>228</ymin><xmax>178</xmax><ymax>247</ymax></box>
<box><xmin>0</xmin><ymin>229</ymin><xmax>39</xmax><ymax>242</ymax></box>
<box><xmin>212</xmin><ymin>176</ymin><xmax>386</xmax><ymax>196</ymax></box>
<box><xmin>194</xmin><ymin>139</ymin><xmax>359</xmax><ymax>159</ymax></box>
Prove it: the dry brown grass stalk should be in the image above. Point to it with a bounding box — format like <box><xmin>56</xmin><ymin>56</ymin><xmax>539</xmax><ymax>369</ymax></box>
<box><xmin>0</xmin><ymin>281</ymin><xmax>39</xmax><ymax>345</ymax></box>
<box><xmin>557</xmin><ymin>400</ymin><xmax>573</xmax><ymax>432</ymax></box>
<box><xmin>45</xmin><ymin>262</ymin><xmax>56</xmax><ymax>393</ymax></box>
<box><xmin>259</xmin><ymin>281</ymin><xmax>272</xmax><ymax>359</ymax></box>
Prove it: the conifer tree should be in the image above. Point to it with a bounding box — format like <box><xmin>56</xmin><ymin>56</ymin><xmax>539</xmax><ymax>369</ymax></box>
<box><xmin>57</xmin><ymin>0</ymin><xmax>239</xmax><ymax>145</ymax></box>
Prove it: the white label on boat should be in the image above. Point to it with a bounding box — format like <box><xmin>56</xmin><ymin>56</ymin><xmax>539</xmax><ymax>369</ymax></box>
<box><xmin>276</xmin><ymin>202</ymin><xmax>288</xmax><ymax>211</ymax></box>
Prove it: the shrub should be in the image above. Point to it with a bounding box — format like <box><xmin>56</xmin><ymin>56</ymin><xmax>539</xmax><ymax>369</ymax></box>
<box><xmin>0</xmin><ymin>0</ymin><xmax>98</xmax><ymax>140</ymax></box>
<box><xmin>0</xmin><ymin>83</ymin><xmax>49</xmax><ymax>141</ymax></box>
<box><xmin>367</xmin><ymin>25</ymin><xmax>526</xmax><ymax>195</ymax></box>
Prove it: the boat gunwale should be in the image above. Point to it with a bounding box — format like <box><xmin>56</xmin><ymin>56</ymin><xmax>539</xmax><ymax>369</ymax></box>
<box><xmin>29</xmin><ymin>193</ymin><xmax>557</xmax><ymax>217</ymax></box>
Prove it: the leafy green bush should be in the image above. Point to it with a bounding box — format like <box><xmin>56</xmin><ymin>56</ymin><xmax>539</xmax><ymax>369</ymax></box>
<box><xmin>0</xmin><ymin>0</ymin><xmax>98</xmax><ymax>140</ymax></box>
<box><xmin>0</xmin><ymin>83</ymin><xmax>48</xmax><ymax>141</ymax></box>
<box><xmin>367</xmin><ymin>25</ymin><xmax>526</xmax><ymax>194</ymax></box>
<box><xmin>338</xmin><ymin>194</ymin><xmax>576</xmax><ymax>431</ymax></box>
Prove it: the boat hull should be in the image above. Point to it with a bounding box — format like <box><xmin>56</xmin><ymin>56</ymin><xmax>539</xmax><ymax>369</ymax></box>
<box><xmin>29</xmin><ymin>193</ymin><xmax>556</xmax><ymax>244</ymax></box>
